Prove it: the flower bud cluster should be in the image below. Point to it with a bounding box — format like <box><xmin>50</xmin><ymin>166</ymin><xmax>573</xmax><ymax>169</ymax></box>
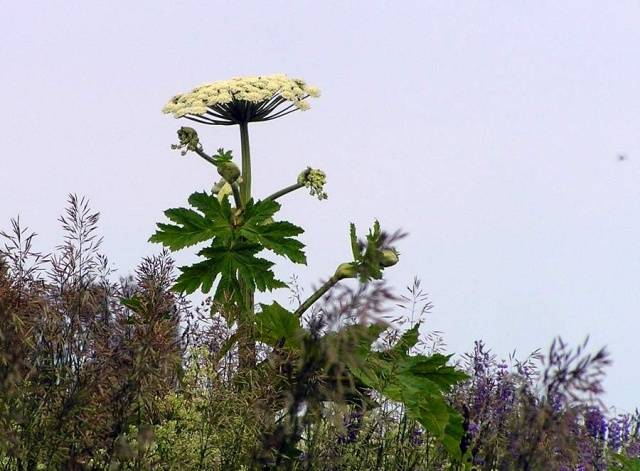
<box><xmin>297</xmin><ymin>167</ymin><xmax>328</xmax><ymax>200</ymax></box>
<box><xmin>170</xmin><ymin>127</ymin><xmax>201</xmax><ymax>156</ymax></box>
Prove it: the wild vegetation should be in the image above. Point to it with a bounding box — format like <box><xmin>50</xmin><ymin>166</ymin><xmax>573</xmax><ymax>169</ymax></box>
<box><xmin>1</xmin><ymin>74</ymin><xmax>639</xmax><ymax>470</ymax></box>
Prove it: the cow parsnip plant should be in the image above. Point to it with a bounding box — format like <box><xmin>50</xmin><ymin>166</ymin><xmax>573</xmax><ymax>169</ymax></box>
<box><xmin>151</xmin><ymin>74</ymin><xmax>467</xmax><ymax>458</ymax></box>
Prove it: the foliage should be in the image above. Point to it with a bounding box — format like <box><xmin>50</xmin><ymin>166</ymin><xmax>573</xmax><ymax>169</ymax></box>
<box><xmin>0</xmin><ymin>206</ymin><xmax>639</xmax><ymax>469</ymax></box>
<box><xmin>350</xmin><ymin>325</ymin><xmax>467</xmax><ymax>457</ymax></box>
<box><xmin>150</xmin><ymin>193</ymin><xmax>305</xmax><ymax>306</ymax></box>
<box><xmin>0</xmin><ymin>197</ymin><xmax>184</xmax><ymax>469</ymax></box>
<box><xmin>611</xmin><ymin>454</ymin><xmax>640</xmax><ymax>471</ymax></box>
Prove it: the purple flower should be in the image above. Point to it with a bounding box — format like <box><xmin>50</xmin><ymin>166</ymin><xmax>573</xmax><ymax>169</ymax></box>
<box><xmin>608</xmin><ymin>416</ymin><xmax>623</xmax><ymax>452</ymax></box>
<box><xmin>549</xmin><ymin>391</ymin><xmax>565</xmax><ymax>414</ymax></box>
<box><xmin>585</xmin><ymin>408</ymin><xmax>607</xmax><ymax>440</ymax></box>
<box><xmin>620</xmin><ymin>413</ymin><xmax>631</xmax><ymax>442</ymax></box>
<box><xmin>472</xmin><ymin>340</ymin><xmax>491</xmax><ymax>376</ymax></box>
<box><xmin>495</xmin><ymin>371</ymin><xmax>515</xmax><ymax>416</ymax></box>
<box><xmin>627</xmin><ymin>440</ymin><xmax>640</xmax><ymax>458</ymax></box>
<box><xmin>410</xmin><ymin>427</ymin><xmax>424</xmax><ymax>446</ymax></box>
<box><xmin>473</xmin><ymin>377</ymin><xmax>493</xmax><ymax>415</ymax></box>
<box><xmin>337</xmin><ymin>410</ymin><xmax>362</xmax><ymax>445</ymax></box>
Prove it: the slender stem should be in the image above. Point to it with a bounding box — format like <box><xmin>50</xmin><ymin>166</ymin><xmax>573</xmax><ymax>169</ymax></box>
<box><xmin>194</xmin><ymin>148</ymin><xmax>218</xmax><ymax>166</ymax></box>
<box><xmin>231</xmin><ymin>182</ymin><xmax>243</xmax><ymax>209</ymax></box>
<box><xmin>263</xmin><ymin>102</ymin><xmax>297</xmax><ymax>120</ymax></box>
<box><xmin>294</xmin><ymin>274</ymin><xmax>342</xmax><ymax>318</ymax></box>
<box><xmin>265</xmin><ymin>182</ymin><xmax>304</xmax><ymax>202</ymax></box>
<box><xmin>239</xmin><ymin>122</ymin><xmax>251</xmax><ymax>204</ymax></box>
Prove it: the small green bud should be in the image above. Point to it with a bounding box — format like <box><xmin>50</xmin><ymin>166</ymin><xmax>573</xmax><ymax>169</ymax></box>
<box><xmin>297</xmin><ymin>167</ymin><xmax>328</xmax><ymax>200</ymax></box>
<box><xmin>171</xmin><ymin>127</ymin><xmax>201</xmax><ymax>156</ymax></box>
<box><xmin>379</xmin><ymin>249</ymin><xmax>399</xmax><ymax>268</ymax></box>
<box><xmin>217</xmin><ymin>161</ymin><xmax>241</xmax><ymax>184</ymax></box>
<box><xmin>335</xmin><ymin>262</ymin><xmax>358</xmax><ymax>280</ymax></box>
<box><xmin>177</xmin><ymin>127</ymin><xmax>200</xmax><ymax>149</ymax></box>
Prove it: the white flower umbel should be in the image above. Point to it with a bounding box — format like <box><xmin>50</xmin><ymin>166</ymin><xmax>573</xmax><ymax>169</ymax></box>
<box><xmin>162</xmin><ymin>74</ymin><xmax>320</xmax><ymax>125</ymax></box>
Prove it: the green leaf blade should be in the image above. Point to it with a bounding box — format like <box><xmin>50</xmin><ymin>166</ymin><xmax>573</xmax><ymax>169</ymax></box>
<box><xmin>256</xmin><ymin>302</ymin><xmax>304</xmax><ymax>349</ymax></box>
<box><xmin>172</xmin><ymin>241</ymin><xmax>286</xmax><ymax>299</ymax></box>
<box><xmin>150</xmin><ymin>192</ymin><xmax>233</xmax><ymax>251</ymax></box>
<box><xmin>347</xmin><ymin>323</ymin><xmax>468</xmax><ymax>459</ymax></box>
<box><xmin>240</xmin><ymin>199</ymin><xmax>307</xmax><ymax>264</ymax></box>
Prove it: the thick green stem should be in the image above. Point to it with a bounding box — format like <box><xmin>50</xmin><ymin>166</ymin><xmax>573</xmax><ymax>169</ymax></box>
<box><xmin>239</xmin><ymin>122</ymin><xmax>251</xmax><ymax>204</ymax></box>
<box><xmin>238</xmin><ymin>121</ymin><xmax>255</xmax><ymax>370</ymax></box>
<box><xmin>294</xmin><ymin>273</ymin><xmax>342</xmax><ymax>318</ymax></box>
<box><xmin>265</xmin><ymin>182</ymin><xmax>304</xmax><ymax>202</ymax></box>
<box><xmin>237</xmin><ymin>284</ymin><xmax>256</xmax><ymax>370</ymax></box>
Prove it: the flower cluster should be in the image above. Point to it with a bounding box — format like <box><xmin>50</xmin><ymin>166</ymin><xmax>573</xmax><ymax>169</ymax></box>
<box><xmin>162</xmin><ymin>74</ymin><xmax>320</xmax><ymax>124</ymax></box>
<box><xmin>410</xmin><ymin>427</ymin><xmax>424</xmax><ymax>446</ymax></box>
<box><xmin>337</xmin><ymin>410</ymin><xmax>363</xmax><ymax>445</ymax></box>
<box><xmin>585</xmin><ymin>407</ymin><xmax>608</xmax><ymax>440</ymax></box>
<box><xmin>608</xmin><ymin>414</ymin><xmax>631</xmax><ymax>452</ymax></box>
<box><xmin>170</xmin><ymin>126</ymin><xmax>201</xmax><ymax>156</ymax></box>
<box><xmin>297</xmin><ymin>167</ymin><xmax>328</xmax><ymax>200</ymax></box>
<box><xmin>450</xmin><ymin>338</ymin><xmax>640</xmax><ymax>469</ymax></box>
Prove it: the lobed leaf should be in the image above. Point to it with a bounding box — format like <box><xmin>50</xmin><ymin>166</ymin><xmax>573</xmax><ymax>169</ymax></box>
<box><xmin>152</xmin><ymin>192</ymin><xmax>306</xmax><ymax>297</ymax></box>
<box><xmin>173</xmin><ymin>241</ymin><xmax>286</xmax><ymax>298</ymax></box>
<box><xmin>255</xmin><ymin>302</ymin><xmax>304</xmax><ymax>349</ymax></box>
<box><xmin>240</xmin><ymin>200</ymin><xmax>306</xmax><ymax>264</ymax></box>
<box><xmin>149</xmin><ymin>194</ymin><xmax>233</xmax><ymax>250</ymax></box>
<box><xmin>347</xmin><ymin>323</ymin><xmax>468</xmax><ymax>458</ymax></box>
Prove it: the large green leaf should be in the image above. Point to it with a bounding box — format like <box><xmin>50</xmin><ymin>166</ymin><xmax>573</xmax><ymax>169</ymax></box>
<box><xmin>151</xmin><ymin>192</ymin><xmax>306</xmax><ymax>297</ymax></box>
<box><xmin>173</xmin><ymin>241</ymin><xmax>286</xmax><ymax>297</ymax></box>
<box><xmin>240</xmin><ymin>199</ymin><xmax>306</xmax><ymax>264</ymax></box>
<box><xmin>348</xmin><ymin>324</ymin><xmax>468</xmax><ymax>458</ymax></box>
<box><xmin>387</xmin><ymin>324</ymin><xmax>420</xmax><ymax>357</ymax></box>
<box><xmin>149</xmin><ymin>193</ymin><xmax>232</xmax><ymax>250</ymax></box>
<box><xmin>255</xmin><ymin>302</ymin><xmax>304</xmax><ymax>349</ymax></box>
<box><xmin>187</xmin><ymin>191</ymin><xmax>233</xmax><ymax>224</ymax></box>
<box><xmin>150</xmin><ymin>211</ymin><xmax>216</xmax><ymax>250</ymax></box>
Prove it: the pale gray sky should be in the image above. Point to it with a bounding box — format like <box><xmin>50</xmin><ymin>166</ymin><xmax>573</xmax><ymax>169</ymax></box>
<box><xmin>1</xmin><ymin>1</ymin><xmax>639</xmax><ymax>410</ymax></box>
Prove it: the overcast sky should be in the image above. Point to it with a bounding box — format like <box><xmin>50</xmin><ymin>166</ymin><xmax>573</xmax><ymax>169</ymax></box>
<box><xmin>1</xmin><ymin>1</ymin><xmax>639</xmax><ymax>411</ymax></box>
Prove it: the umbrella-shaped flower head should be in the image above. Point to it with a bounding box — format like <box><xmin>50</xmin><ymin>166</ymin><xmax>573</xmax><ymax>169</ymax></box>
<box><xmin>162</xmin><ymin>74</ymin><xmax>320</xmax><ymax>125</ymax></box>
